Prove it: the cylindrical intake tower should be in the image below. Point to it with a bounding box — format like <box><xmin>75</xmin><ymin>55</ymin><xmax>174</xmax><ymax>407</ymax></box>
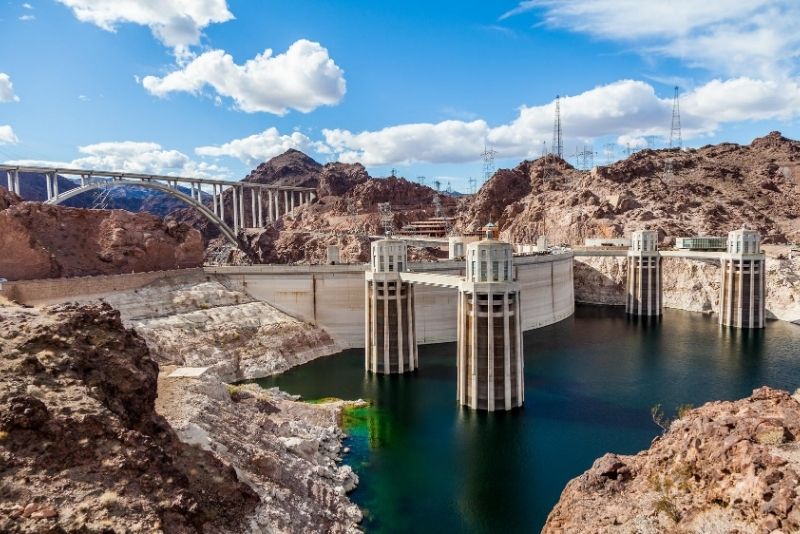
<box><xmin>626</xmin><ymin>230</ymin><xmax>662</xmax><ymax>316</ymax></box>
<box><xmin>457</xmin><ymin>229</ymin><xmax>523</xmax><ymax>411</ymax></box>
<box><xmin>365</xmin><ymin>238</ymin><xmax>418</xmax><ymax>373</ymax></box>
<box><xmin>720</xmin><ymin>228</ymin><xmax>765</xmax><ymax>328</ymax></box>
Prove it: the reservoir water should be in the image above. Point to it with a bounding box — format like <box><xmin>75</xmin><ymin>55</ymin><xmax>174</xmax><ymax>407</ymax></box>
<box><xmin>256</xmin><ymin>306</ymin><xmax>800</xmax><ymax>533</ymax></box>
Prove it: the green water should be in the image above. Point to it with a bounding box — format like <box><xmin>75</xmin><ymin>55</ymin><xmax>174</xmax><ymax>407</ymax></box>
<box><xmin>255</xmin><ymin>306</ymin><xmax>800</xmax><ymax>533</ymax></box>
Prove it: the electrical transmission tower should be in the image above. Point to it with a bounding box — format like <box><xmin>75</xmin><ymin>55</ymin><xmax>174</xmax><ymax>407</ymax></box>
<box><xmin>390</xmin><ymin>168</ymin><xmax>397</xmax><ymax>177</ymax></box>
<box><xmin>603</xmin><ymin>143</ymin><xmax>615</xmax><ymax>166</ymax></box>
<box><xmin>433</xmin><ymin>179</ymin><xmax>441</xmax><ymax>192</ymax></box>
<box><xmin>378</xmin><ymin>202</ymin><xmax>394</xmax><ymax>236</ymax></box>
<box><xmin>669</xmin><ymin>86</ymin><xmax>682</xmax><ymax>149</ymax></box>
<box><xmin>480</xmin><ymin>145</ymin><xmax>497</xmax><ymax>184</ymax></box>
<box><xmin>552</xmin><ymin>95</ymin><xmax>563</xmax><ymax>159</ymax></box>
<box><xmin>433</xmin><ymin>195</ymin><xmax>453</xmax><ymax>235</ymax></box>
<box><xmin>467</xmin><ymin>177</ymin><xmax>477</xmax><ymax>195</ymax></box>
<box><xmin>416</xmin><ymin>176</ymin><xmax>426</xmax><ymax>186</ymax></box>
<box><xmin>664</xmin><ymin>86</ymin><xmax>682</xmax><ymax>183</ymax></box>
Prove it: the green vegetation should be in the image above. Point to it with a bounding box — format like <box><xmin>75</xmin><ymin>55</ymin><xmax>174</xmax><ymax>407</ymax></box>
<box><xmin>304</xmin><ymin>396</ymin><xmax>344</xmax><ymax>404</ymax></box>
<box><xmin>651</xmin><ymin>403</ymin><xmax>694</xmax><ymax>433</ymax></box>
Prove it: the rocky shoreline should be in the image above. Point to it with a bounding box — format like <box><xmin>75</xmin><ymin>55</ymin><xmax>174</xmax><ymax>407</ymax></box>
<box><xmin>543</xmin><ymin>387</ymin><xmax>800</xmax><ymax>533</ymax></box>
<box><xmin>0</xmin><ymin>280</ymin><xmax>364</xmax><ymax>532</ymax></box>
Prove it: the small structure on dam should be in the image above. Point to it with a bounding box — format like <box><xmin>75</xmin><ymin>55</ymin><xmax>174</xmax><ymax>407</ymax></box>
<box><xmin>626</xmin><ymin>230</ymin><xmax>662</xmax><ymax>317</ymax></box>
<box><xmin>720</xmin><ymin>228</ymin><xmax>766</xmax><ymax>329</ymax></box>
<box><xmin>457</xmin><ymin>229</ymin><xmax>524</xmax><ymax>411</ymax></box>
<box><xmin>365</xmin><ymin>237</ymin><xmax>418</xmax><ymax>374</ymax></box>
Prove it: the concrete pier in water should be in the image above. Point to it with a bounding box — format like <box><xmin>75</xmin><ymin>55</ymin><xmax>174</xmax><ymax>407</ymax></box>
<box><xmin>365</xmin><ymin>238</ymin><xmax>418</xmax><ymax>373</ymax></box>
<box><xmin>625</xmin><ymin>230</ymin><xmax>662</xmax><ymax>317</ymax></box>
<box><xmin>720</xmin><ymin>228</ymin><xmax>766</xmax><ymax>329</ymax></box>
<box><xmin>457</xmin><ymin>231</ymin><xmax>523</xmax><ymax>411</ymax></box>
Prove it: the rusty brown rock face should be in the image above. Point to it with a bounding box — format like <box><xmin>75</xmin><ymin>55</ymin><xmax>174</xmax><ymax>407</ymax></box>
<box><xmin>0</xmin><ymin>302</ymin><xmax>258</xmax><ymax>533</ymax></box>
<box><xmin>543</xmin><ymin>387</ymin><xmax>800</xmax><ymax>533</ymax></box>
<box><xmin>0</xmin><ymin>197</ymin><xmax>204</xmax><ymax>281</ymax></box>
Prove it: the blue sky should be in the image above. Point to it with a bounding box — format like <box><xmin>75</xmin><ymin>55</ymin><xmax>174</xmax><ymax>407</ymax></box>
<box><xmin>1</xmin><ymin>1</ymin><xmax>799</xmax><ymax>192</ymax></box>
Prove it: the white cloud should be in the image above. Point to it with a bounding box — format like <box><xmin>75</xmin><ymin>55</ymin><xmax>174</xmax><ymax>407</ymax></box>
<box><xmin>195</xmin><ymin>127</ymin><xmax>328</xmax><ymax>166</ymax></box>
<box><xmin>320</xmin><ymin>78</ymin><xmax>800</xmax><ymax>165</ymax></box>
<box><xmin>142</xmin><ymin>39</ymin><xmax>346</xmax><ymax>115</ymax></box>
<box><xmin>22</xmin><ymin>3</ymin><xmax>34</xmax><ymax>9</ymax></box>
<box><xmin>0</xmin><ymin>73</ymin><xmax>19</xmax><ymax>103</ymax></box>
<box><xmin>19</xmin><ymin>14</ymin><xmax>35</xmax><ymax>21</ymax></box>
<box><xmin>55</xmin><ymin>0</ymin><xmax>233</xmax><ymax>55</ymax></box>
<box><xmin>19</xmin><ymin>141</ymin><xmax>234</xmax><ymax>177</ymax></box>
<box><xmin>0</xmin><ymin>126</ymin><xmax>19</xmax><ymax>145</ymax></box>
<box><xmin>324</xmin><ymin>120</ymin><xmax>490</xmax><ymax>165</ymax></box>
<box><xmin>500</xmin><ymin>1</ymin><xmax>800</xmax><ymax>77</ymax></box>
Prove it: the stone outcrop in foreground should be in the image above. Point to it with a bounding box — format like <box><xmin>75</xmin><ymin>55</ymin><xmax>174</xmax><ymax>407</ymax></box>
<box><xmin>0</xmin><ymin>189</ymin><xmax>204</xmax><ymax>281</ymax></box>
<box><xmin>0</xmin><ymin>302</ymin><xmax>258</xmax><ymax>532</ymax></box>
<box><xmin>544</xmin><ymin>387</ymin><xmax>800</xmax><ymax>533</ymax></box>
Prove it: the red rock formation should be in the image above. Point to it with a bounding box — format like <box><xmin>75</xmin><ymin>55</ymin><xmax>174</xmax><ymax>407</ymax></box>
<box><xmin>0</xmin><ymin>193</ymin><xmax>204</xmax><ymax>281</ymax></box>
<box><xmin>0</xmin><ymin>302</ymin><xmax>258</xmax><ymax>532</ymax></box>
<box><xmin>456</xmin><ymin>132</ymin><xmax>800</xmax><ymax>244</ymax></box>
<box><xmin>543</xmin><ymin>387</ymin><xmax>800</xmax><ymax>533</ymax></box>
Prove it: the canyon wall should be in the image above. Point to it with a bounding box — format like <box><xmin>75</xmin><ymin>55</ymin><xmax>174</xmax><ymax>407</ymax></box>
<box><xmin>574</xmin><ymin>255</ymin><xmax>800</xmax><ymax>323</ymax></box>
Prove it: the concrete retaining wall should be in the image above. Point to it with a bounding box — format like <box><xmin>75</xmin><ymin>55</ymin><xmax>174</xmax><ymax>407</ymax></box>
<box><xmin>207</xmin><ymin>253</ymin><xmax>575</xmax><ymax>348</ymax></box>
<box><xmin>0</xmin><ymin>268</ymin><xmax>206</xmax><ymax>305</ymax></box>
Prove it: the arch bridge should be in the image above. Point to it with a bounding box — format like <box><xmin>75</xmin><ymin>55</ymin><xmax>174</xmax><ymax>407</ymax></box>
<box><xmin>2</xmin><ymin>165</ymin><xmax>316</xmax><ymax>245</ymax></box>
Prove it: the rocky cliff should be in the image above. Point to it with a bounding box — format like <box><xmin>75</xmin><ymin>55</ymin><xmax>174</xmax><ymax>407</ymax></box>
<box><xmin>97</xmin><ymin>275</ymin><xmax>363</xmax><ymax>531</ymax></box>
<box><xmin>0</xmin><ymin>302</ymin><xmax>258</xmax><ymax>532</ymax></box>
<box><xmin>0</xmin><ymin>189</ymin><xmax>204</xmax><ymax>281</ymax></box>
<box><xmin>457</xmin><ymin>132</ymin><xmax>800</xmax><ymax>245</ymax></box>
<box><xmin>543</xmin><ymin>387</ymin><xmax>800</xmax><ymax>533</ymax></box>
<box><xmin>101</xmin><ymin>278</ymin><xmax>341</xmax><ymax>381</ymax></box>
<box><xmin>574</xmin><ymin>255</ymin><xmax>800</xmax><ymax>322</ymax></box>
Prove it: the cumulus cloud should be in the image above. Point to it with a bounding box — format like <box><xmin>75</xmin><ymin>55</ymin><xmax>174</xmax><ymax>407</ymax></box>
<box><xmin>323</xmin><ymin>120</ymin><xmax>490</xmax><ymax>165</ymax></box>
<box><xmin>0</xmin><ymin>73</ymin><xmax>19</xmax><ymax>103</ymax></box>
<box><xmin>19</xmin><ymin>14</ymin><xmax>35</xmax><ymax>21</ymax></box>
<box><xmin>319</xmin><ymin>78</ymin><xmax>800</xmax><ymax>165</ymax></box>
<box><xmin>142</xmin><ymin>40</ymin><xmax>346</xmax><ymax>115</ymax></box>
<box><xmin>55</xmin><ymin>0</ymin><xmax>233</xmax><ymax>55</ymax></box>
<box><xmin>0</xmin><ymin>125</ymin><xmax>19</xmax><ymax>145</ymax></box>
<box><xmin>31</xmin><ymin>141</ymin><xmax>233</xmax><ymax>177</ymax></box>
<box><xmin>195</xmin><ymin>127</ymin><xmax>328</xmax><ymax>166</ymax></box>
<box><xmin>500</xmin><ymin>1</ymin><xmax>800</xmax><ymax>77</ymax></box>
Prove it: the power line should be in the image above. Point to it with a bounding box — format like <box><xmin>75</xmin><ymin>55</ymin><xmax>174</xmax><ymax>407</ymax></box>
<box><xmin>669</xmin><ymin>86</ymin><xmax>682</xmax><ymax>149</ymax></box>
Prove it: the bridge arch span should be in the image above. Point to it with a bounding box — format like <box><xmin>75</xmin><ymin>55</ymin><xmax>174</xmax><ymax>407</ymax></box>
<box><xmin>47</xmin><ymin>179</ymin><xmax>239</xmax><ymax>244</ymax></box>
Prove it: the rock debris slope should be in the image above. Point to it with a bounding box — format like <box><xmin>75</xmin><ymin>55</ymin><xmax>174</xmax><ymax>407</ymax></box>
<box><xmin>543</xmin><ymin>387</ymin><xmax>800</xmax><ymax>533</ymax></box>
<box><xmin>0</xmin><ymin>302</ymin><xmax>258</xmax><ymax>533</ymax></box>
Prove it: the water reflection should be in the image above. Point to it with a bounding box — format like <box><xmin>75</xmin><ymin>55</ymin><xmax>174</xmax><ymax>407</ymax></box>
<box><xmin>255</xmin><ymin>306</ymin><xmax>800</xmax><ymax>533</ymax></box>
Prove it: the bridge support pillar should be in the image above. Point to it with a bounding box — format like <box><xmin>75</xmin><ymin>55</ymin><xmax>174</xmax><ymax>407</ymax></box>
<box><xmin>232</xmin><ymin>186</ymin><xmax>239</xmax><ymax>232</ymax></box>
<box><xmin>626</xmin><ymin>230</ymin><xmax>662</xmax><ymax>317</ymax></box>
<box><xmin>457</xmin><ymin>230</ymin><xmax>522</xmax><ymax>411</ymax></box>
<box><xmin>257</xmin><ymin>190</ymin><xmax>263</xmax><ymax>227</ymax></box>
<box><xmin>250</xmin><ymin>188</ymin><xmax>257</xmax><ymax>229</ymax></box>
<box><xmin>239</xmin><ymin>186</ymin><xmax>245</xmax><ymax>229</ymax></box>
<box><xmin>365</xmin><ymin>238</ymin><xmax>417</xmax><ymax>374</ymax></box>
<box><xmin>6</xmin><ymin>170</ymin><xmax>18</xmax><ymax>195</ymax></box>
<box><xmin>720</xmin><ymin>229</ymin><xmax>765</xmax><ymax>328</ymax></box>
<box><xmin>268</xmin><ymin>190</ymin><xmax>274</xmax><ymax>222</ymax></box>
<box><xmin>290</xmin><ymin>191</ymin><xmax>295</xmax><ymax>212</ymax></box>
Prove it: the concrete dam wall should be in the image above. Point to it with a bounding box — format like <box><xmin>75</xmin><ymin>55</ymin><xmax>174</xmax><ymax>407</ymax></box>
<box><xmin>207</xmin><ymin>253</ymin><xmax>575</xmax><ymax>348</ymax></box>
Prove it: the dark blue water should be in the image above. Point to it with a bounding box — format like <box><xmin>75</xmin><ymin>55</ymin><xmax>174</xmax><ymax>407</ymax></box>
<box><xmin>255</xmin><ymin>306</ymin><xmax>800</xmax><ymax>533</ymax></box>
